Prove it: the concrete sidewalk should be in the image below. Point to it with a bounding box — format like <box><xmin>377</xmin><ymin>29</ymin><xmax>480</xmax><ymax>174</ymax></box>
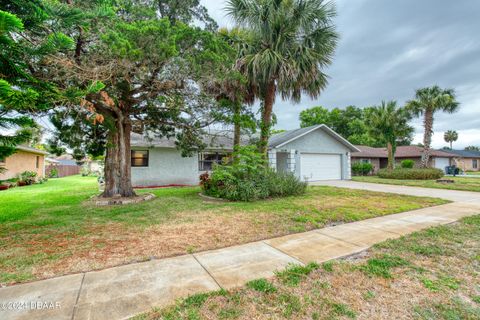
<box><xmin>1</xmin><ymin>185</ymin><xmax>480</xmax><ymax>320</ymax></box>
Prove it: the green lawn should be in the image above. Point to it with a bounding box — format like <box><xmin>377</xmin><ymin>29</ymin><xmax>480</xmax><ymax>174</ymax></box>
<box><xmin>137</xmin><ymin>215</ymin><xmax>480</xmax><ymax>320</ymax></box>
<box><xmin>353</xmin><ymin>175</ymin><xmax>480</xmax><ymax>192</ymax></box>
<box><xmin>0</xmin><ymin>175</ymin><xmax>447</xmax><ymax>286</ymax></box>
<box><xmin>466</xmin><ymin>171</ymin><xmax>480</xmax><ymax>176</ymax></box>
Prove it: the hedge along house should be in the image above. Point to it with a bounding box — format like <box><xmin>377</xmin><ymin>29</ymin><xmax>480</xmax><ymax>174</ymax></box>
<box><xmin>130</xmin><ymin>124</ymin><xmax>358</xmax><ymax>187</ymax></box>
<box><xmin>0</xmin><ymin>145</ymin><xmax>48</xmax><ymax>180</ymax></box>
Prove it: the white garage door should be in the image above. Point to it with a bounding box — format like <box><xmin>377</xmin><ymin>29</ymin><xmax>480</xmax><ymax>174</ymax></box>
<box><xmin>434</xmin><ymin>157</ymin><xmax>450</xmax><ymax>170</ymax></box>
<box><xmin>300</xmin><ymin>153</ymin><xmax>342</xmax><ymax>181</ymax></box>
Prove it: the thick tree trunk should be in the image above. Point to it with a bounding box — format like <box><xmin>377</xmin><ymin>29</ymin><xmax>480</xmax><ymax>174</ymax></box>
<box><xmin>259</xmin><ymin>81</ymin><xmax>276</xmax><ymax>156</ymax></box>
<box><xmin>102</xmin><ymin>113</ymin><xmax>136</xmax><ymax>198</ymax></box>
<box><xmin>421</xmin><ymin>109</ymin><xmax>434</xmax><ymax>168</ymax></box>
<box><xmin>387</xmin><ymin>141</ymin><xmax>395</xmax><ymax>170</ymax></box>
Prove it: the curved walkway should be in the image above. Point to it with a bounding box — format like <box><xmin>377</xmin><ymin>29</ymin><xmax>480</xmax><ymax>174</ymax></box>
<box><xmin>1</xmin><ymin>182</ymin><xmax>480</xmax><ymax>320</ymax></box>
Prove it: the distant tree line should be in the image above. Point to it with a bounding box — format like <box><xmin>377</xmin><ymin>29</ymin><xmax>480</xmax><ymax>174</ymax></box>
<box><xmin>299</xmin><ymin>105</ymin><xmax>413</xmax><ymax>148</ymax></box>
<box><xmin>299</xmin><ymin>85</ymin><xmax>460</xmax><ymax>169</ymax></box>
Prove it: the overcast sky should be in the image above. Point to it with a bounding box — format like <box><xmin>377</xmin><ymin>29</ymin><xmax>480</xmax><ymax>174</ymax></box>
<box><xmin>202</xmin><ymin>0</ymin><xmax>480</xmax><ymax>149</ymax></box>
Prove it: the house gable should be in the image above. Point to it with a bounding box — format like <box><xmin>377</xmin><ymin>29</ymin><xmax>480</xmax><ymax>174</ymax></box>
<box><xmin>275</xmin><ymin>127</ymin><xmax>353</xmax><ymax>154</ymax></box>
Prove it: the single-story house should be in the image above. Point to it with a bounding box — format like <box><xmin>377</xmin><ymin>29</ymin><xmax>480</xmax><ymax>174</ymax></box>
<box><xmin>352</xmin><ymin>145</ymin><xmax>455</xmax><ymax>172</ymax></box>
<box><xmin>0</xmin><ymin>145</ymin><xmax>48</xmax><ymax>180</ymax></box>
<box><xmin>440</xmin><ymin>149</ymin><xmax>480</xmax><ymax>172</ymax></box>
<box><xmin>130</xmin><ymin>124</ymin><xmax>359</xmax><ymax>187</ymax></box>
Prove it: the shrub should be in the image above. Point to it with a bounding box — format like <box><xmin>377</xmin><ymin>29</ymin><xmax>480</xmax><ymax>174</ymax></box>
<box><xmin>351</xmin><ymin>162</ymin><xmax>373</xmax><ymax>176</ymax></box>
<box><xmin>246</xmin><ymin>278</ymin><xmax>277</xmax><ymax>293</ymax></box>
<box><xmin>17</xmin><ymin>171</ymin><xmax>37</xmax><ymax>185</ymax></box>
<box><xmin>378</xmin><ymin>168</ymin><xmax>444</xmax><ymax>180</ymax></box>
<box><xmin>201</xmin><ymin>146</ymin><xmax>307</xmax><ymax>201</ymax></box>
<box><xmin>400</xmin><ymin>159</ymin><xmax>415</xmax><ymax>168</ymax></box>
<box><xmin>48</xmin><ymin>167</ymin><xmax>59</xmax><ymax>178</ymax></box>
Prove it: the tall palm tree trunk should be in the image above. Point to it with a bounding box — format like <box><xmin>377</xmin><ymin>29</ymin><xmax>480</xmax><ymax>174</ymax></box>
<box><xmin>387</xmin><ymin>141</ymin><xmax>395</xmax><ymax>170</ymax></box>
<box><xmin>259</xmin><ymin>81</ymin><xmax>275</xmax><ymax>156</ymax></box>
<box><xmin>233</xmin><ymin>102</ymin><xmax>241</xmax><ymax>150</ymax></box>
<box><xmin>421</xmin><ymin>109</ymin><xmax>434</xmax><ymax>168</ymax></box>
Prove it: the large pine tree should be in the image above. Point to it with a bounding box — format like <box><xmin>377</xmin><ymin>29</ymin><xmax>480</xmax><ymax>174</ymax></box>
<box><xmin>0</xmin><ymin>2</ymin><xmax>70</xmax><ymax>168</ymax></box>
<box><xmin>3</xmin><ymin>0</ymin><xmax>232</xmax><ymax>197</ymax></box>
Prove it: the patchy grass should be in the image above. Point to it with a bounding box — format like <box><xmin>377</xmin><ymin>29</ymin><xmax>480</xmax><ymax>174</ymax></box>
<box><xmin>0</xmin><ymin>175</ymin><xmax>447</xmax><ymax>285</ymax></box>
<box><xmin>358</xmin><ymin>254</ymin><xmax>410</xmax><ymax>278</ymax></box>
<box><xmin>353</xmin><ymin>175</ymin><xmax>480</xmax><ymax>192</ymax></box>
<box><xmin>246</xmin><ymin>279</ymin><xmax>277</xmax><ymax>293</ymax></box>
<box><xmin>137</xmin><ymin>215</ymin><xmax>480</xmax><ymax>320</ymax></box>
<box><xmin>275</xmin><ymin>262</ymin><xmax>320</xmax><ymax>286</ymax></box>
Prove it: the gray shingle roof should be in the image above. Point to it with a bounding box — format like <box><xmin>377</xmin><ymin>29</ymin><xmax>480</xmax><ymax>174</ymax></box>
<box><xmin>440</xmin><ymin>149</ymin><xmax>480</xmax><ymax>158</ymax></box>
<box><xmin>131</xmin><ymin>131</ymin><xmax>252</xmax><ymax>150</ymax></box>
<box><xmin>268</xmin><ymin>124</ymin><xmax>359</xmax><ymax>151</ymax></box>
<box><xmin>268</xmin><ymin>126</ymin><xmax>317</xmax><ymax>148</ymax></box>
<box><xmin>132</xmin><ymin>125</ymin><xmax>359</xmax><ymax>152</ymax></box>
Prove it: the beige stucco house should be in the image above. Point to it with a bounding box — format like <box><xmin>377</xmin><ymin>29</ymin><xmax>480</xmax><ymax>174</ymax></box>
<box><xmin>0</xmin><ymin>145</ymin><xmax>48</xmax><ymax>180</ymax></box>
<box><xmin>441</xmin><ymin>149</ymin><xmax>480</xmax><ymax>172</ymax></box>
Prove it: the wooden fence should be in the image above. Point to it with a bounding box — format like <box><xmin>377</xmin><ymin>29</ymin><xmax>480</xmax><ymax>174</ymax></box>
<box><xmin>46</xmin><ymin>164</ymin><xmax>81</xmax><ymax>178</ymax></box>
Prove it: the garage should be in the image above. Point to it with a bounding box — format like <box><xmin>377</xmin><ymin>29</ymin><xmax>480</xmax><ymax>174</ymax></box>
<box><xmin>300</xmin><ymin>153</ymin><xmax>342</xmax><ymax>181</ymax></box>
<box><xmin>268</xmin><ymin>124</ymin><xmax>360</xmax><ymax>181</ymax></box>
<box><xmin>434</xmin><ymin>157</ymin><xmax>450</xmax><ymax>171</ymax></box>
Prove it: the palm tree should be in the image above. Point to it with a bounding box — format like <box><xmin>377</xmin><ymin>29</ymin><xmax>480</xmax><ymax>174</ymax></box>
<box><xmin>201</xmin><ymin>28</ymin><xmax>256</xmax><ymax>150</ymax></box>
<box><xmin>225</xmin><ymin>0</ymin><xmax>338</xmax><ymax>154</ymax></box>
<box><xmin>443</xmin><ymin>130</ymin><xmax>458</xmax><ymax>149</ymax></box>
<box><xmin>367</xmin><ymin>101</ymin><xmax>413</xmax><ymax>170</ymax></box>
<box><xmin>406</xmin><ymin>86</ymin><xmax>459</xmax><ymax>167</ymax></box>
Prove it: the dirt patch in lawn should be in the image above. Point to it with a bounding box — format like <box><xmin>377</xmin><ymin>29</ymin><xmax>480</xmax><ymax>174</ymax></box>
<box><xmin>2</xmin><ymin>211</ymin><xmax>293</xmax><ymax>283</ymax></box>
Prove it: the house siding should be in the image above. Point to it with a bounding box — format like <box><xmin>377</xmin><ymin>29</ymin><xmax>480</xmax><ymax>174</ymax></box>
<box><xmin>276</xmin><ymin>129</ymin><xmax>352</xmax><ymax>180</ymax></box>
<box><xmin>0</xmin><ymin>151</ymin><xmax>45</xmax><ymax>180</ymax></box>
<box><xmin>454</xmin><ymin>158</ymin><xmax>480</xmax><ymax>171</ymax></box>
<box><xmin>131</xmin><ymin>147</ymin><xmax>199</xmax><ymax>187</ymax></box>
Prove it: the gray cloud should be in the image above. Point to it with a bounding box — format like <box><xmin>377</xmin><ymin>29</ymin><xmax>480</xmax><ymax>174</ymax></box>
<box><xmin>202</xmin><ymin>0</ymin><xmax>480</xmax><ymax>148</ymax></box>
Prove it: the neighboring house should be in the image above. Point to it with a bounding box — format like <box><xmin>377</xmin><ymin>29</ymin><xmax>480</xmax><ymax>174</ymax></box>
<box><xmin>441</xmin><ymin>149</ymin><xmax>480</xmax><ymax>172</ymax></box>
<box><xmin>130</xmin><ymin>124</ymin><xmax>359</xmax><ymax>187</ymax></box>
<box><xmin>0</xmin><ymin>145</ymin><xmax>48</xmax><ymax>180</ymax></box>
<box><xmin>352</xmin><ymin>145</ymin><xmax>455</xmax><ymax>172</ymax></box>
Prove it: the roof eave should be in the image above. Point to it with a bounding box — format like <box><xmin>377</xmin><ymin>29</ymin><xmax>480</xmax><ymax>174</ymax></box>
<box><xmin>271</xmin><ymin>124</ymin><xmax>360</xmax><ymax>152</ymax></box>
<box><xmin>16</xmin><ymin>146</ymin><xmax>49</xmax><ymax>155</ymax></box>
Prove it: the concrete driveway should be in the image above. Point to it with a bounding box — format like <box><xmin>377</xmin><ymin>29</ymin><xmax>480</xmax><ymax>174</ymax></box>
<box><xmin>311</xmin><ymin>180</ymin><xmax>480</xmax><ymax>203</ymax></box>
